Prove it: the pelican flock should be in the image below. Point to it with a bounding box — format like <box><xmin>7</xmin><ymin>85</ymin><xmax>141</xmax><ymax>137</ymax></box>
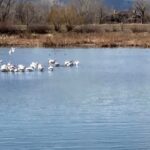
<box><xmin>0</xmin><ymin>48</ymin><xmax>80</xmax><ymax>73</ymax></box>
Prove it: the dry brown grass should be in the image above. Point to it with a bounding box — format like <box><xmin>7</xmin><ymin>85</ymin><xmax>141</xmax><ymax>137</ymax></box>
<box><xmin>43</xmin><ymin>32</ymin><xmax>150</xmax><ymax>48</ymax></box>
<box><xmin>73</xmin><ymin>24</ymin><xmax>150</xmax><ymax>33</ymax></box>
<box><xmin>1</xmin><ymin>24</ymin><xmax>150</xmax><ymax>48</ymax></box>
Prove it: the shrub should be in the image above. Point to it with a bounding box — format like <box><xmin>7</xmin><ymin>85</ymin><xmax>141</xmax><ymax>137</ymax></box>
<box><xmin>28</xmin><ymin>25</ymin><xmax>52</xmax><ymax>34</ymax></box>
<box><xmin>73</xmin><ymin>25</ymin><xmax>103</xmax><ymax>33</ymax></box>
<box><xmin>130</xmin><ymin>25</ymin><xmax>150</xmax><ymax>33</ymax></box>
<box><xmin>0</xmin><ymin>23</ymin><xmax>25</xmax><ymax>34</ymax></box>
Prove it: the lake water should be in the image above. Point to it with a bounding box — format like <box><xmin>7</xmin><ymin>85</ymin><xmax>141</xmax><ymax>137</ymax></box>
<box><xmin>0</xmin><ymin>48</ymin><xmax>150</xmax><ymax>150</ymax></box>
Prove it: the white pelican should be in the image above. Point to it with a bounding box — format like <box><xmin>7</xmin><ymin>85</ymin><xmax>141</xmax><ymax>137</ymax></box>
<box><xmin>54</xmin><ymin>62</ymin><xmax>60</xmax><ymax>67</ymax></box>
<box><xmin>30</xmin><ymin>62</ymin><xmax>38</xmax><ymax>70</ymax></box>
<box><xmin>37</xmin><ymin>64</ymin><xmax>44</xmax><ymax>72</ymax></box>
<box><xmin>26</xmin><ymin>67</ymin><xmax>34</xmax><ymax>72</ymax></box>
<box><xmin>9</xmin><ymin>47</ymin><xmax>15</xmax><ymax>55</ymax></box>
<box><xmin>14</xmin><ymin>68</ymin><xmax>18</xmax><ymax>72</ymax></box>
<box><xmin>18</xmin><ymin>64</ymin><xmax>25</xmax><ymax>72</ymax></box>
<box><xmin>49</xmin><ymin>59</ymin><xmax>55</xmax><ymax>65</ymax></box>
<box><xmin>74</xmin><ymin>60</ymin><xmax>80</xmax><ymax>67</ymax></box>
<box><xmin>11</xmin><ymin>47</ymin><xmax>15</xmax><ymax>53</ymax></box>
<box><xmin>0</xmin><ymin>64</ymin><xmax>8</xmax><ymax>72</ymax></box>
<box><xmin>48</xmin><ymin>65</ymin><xmax>54</xmax><ymax>71</ymax></box>
<box><xmin>8</xmin><ymin>50</ymin><xmax>12</xmax><ymax>55</ymax></box>
<box><xmin>64</xmin><ymin>61</ymin><xmax>70</xmax><ymax>66</ymax></box>
<box><xmin>7</xmin><ymin>64</ymin><xmax>15</xmax><ymax>72</ymax></box>
<box><xmin>9</xmin><ymin>68</ymin><xmax>15</xmax><ymax>72</ymax></box>
<box><xmin>64</xmin><ymin>61</ymin><xmax>74</xmax><ymax>67</ymax></box>
<box><xmin>7</xmin><ymin>63</ymin><xmax>11</xmax><ymax>66</ymax></box>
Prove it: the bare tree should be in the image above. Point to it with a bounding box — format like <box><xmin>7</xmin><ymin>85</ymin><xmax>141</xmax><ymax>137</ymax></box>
<box><xmin>15</xmin><ymin>1</ymin><xmax>38</xmax><ymax>27</ymax></box>
<box><xmin>25</xmin><ymin>2</ymin><xmax>36</xmax><ymax>27</ymax></box>
<box><xmin>64</xmin><ymin>5</ymin><xmax>83</xmax><ymax>31</ymax></box>
<box><xmin>134</xmin><ymin>0</ymin><xmax>150</xmax><ymax>23</ymax></box>
<box><xmin>0</xmin><ymin>0</ymin><xmax>15</xmax><ymax>22</ymax></box>
<box><xmin>49</xmin><ymin>4</ymin><xmax>65</xmax><ymax>31</ymax></box>
<box><xmin>72</xmin><ymin>0</ymin><xmax>92</xmax><ymax>23</ymax></box>
<box><xmin>96</xmin><ymin>1</ymin><xmax>108</xmax><ymax>24</ymax></box>
<box><xmin>15</xmin><ymin>0</ymin><xmax>26</xmax><ymax>24</ymax></box>
<box><xmin>71</xmin><ymin>0</ymin><xmax>106</xmax><ymax>24</ymax></box>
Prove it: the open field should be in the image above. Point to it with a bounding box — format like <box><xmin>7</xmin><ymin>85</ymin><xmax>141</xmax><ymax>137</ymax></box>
<box><xmin>1</xmin><ymin>24</ymin><xmax>150</xmax><ymax>48</ymax></box>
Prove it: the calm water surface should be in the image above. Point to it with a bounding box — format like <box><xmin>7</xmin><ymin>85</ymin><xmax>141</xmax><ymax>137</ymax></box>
<box><xmin>0</xmin><ymin>48</ymin><xmax>150</xmax><ymax>150</ymax></box>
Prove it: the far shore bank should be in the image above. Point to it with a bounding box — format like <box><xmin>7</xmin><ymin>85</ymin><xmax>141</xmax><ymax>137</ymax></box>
<box><xmin>0</xmin><ymin>32</ymin><xmax>150</xmax><ymax>48</ymax></box>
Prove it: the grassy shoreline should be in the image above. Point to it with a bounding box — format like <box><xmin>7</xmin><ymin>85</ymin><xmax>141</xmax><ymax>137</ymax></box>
<box><xmin>0</xmin><ymin>33</ymin><xmax>150</xmax><ymax>48</ymax></box>
<box><xmin>0</xmin><ymin>24</ymin><xmax>150</xmax><ymax>48</ymax></box>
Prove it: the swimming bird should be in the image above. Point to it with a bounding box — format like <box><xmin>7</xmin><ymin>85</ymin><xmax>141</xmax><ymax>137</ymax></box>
<box><xmin>48</xmin><ymin>65</ymin><xmax>54</xmax><ymax>71</ymax></box>
<box><xmin>14</xmin><ymin>68</ymin><xmax>18</xmax><ymax>72</ymax></box>
<box><xmin>49</xmin><ymin>59</ymin><xmax>55</xmax><ymax>65</ymax></box>
<box><xmin>0</xmin><ymin>64</ymin><xmax>8</xmax><ymax>72</ymax></box>
<box><xmin>11</xmin><ymin>47</ymin><xmax>15</xmax><ymax>53</ymax></box>
<box><xmin>9</xmin><ymin>47</ymin><xmax>15</xmax><ymax>55</ymax></box>
<box><xmin>74</xmin><ymin>60</ymin><xmax>80</xmax><ymax>67</ymax></box>
<box><xmin>8</xmin><ymin>50</ymin><xmax>12</xmax><ymax>55</ymax></box>
<box><xmin>18</xmin><ymin>64</ymin><xmax>25</xmax><ymax>72</ymax></box>
<box><xmin>54</xmin><ymin>62</ymin><xmax>60</xmax><ymax>67</ymax></box>
<box><xmin>26</xmin><ymin>66</ymin><xmax>34</xmax><ymax>72</ymax></box>
<box><xmin>64</xmin><ymin>60</ymin><xmax>74</xmax><ymax>67</ymax></box>
<box><xmin>30</xmin><ymin>62</ymin><xmax>38</xmax><ymax>70</ymax></box>
<box><xmin>37</xmin><ymin>64</ymin><xmax>44</xmax><ymax>72</ymax></box>
<box><xmin>7</xmin><ymin>63</ymin><xmax>15</xmax><ymax>72</ymax></box>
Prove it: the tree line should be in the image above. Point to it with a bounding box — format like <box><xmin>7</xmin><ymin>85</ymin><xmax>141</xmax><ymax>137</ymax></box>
<box><xmin>0</xmin><ymin>0</ymin><xmax>150</xmax><ymax>31</ymax></box>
